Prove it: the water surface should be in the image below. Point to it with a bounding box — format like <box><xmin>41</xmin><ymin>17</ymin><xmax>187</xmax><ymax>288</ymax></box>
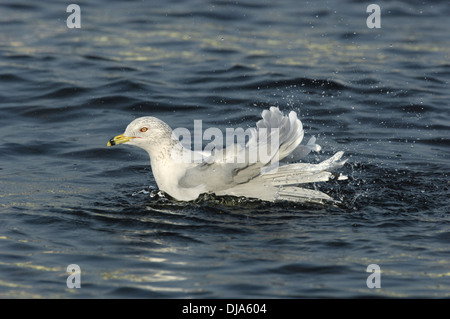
<box><xmin>0</xmin><ymin>0</ymin><xmax>449</xmax><ymax>298</ymax></box>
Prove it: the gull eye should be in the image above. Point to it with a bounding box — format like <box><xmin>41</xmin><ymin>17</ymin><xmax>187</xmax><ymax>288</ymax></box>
<box><xmin>140</xmin><ymin>127</ymin><xmax>148</xmax><ymax>133</ymax></box>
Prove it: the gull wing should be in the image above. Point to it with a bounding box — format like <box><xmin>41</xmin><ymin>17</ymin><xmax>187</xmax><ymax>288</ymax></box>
<box><xmin>178</xmin><ymin>107</ymin><xmax>312</xmax><ymax>191</ymax></box>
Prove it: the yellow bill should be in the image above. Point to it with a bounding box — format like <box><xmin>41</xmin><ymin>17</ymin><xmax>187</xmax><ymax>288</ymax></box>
<box><xmin>107</xmin><ymin>134</ymin><xmax>134</xmax><ymax>146</ymax></box>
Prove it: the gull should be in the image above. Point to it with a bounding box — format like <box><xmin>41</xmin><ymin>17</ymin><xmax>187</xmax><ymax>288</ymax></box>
<box><xmin>107</xmin><ymin>107</ymin><xmax>347</xmax><ymax>203</ymax></box>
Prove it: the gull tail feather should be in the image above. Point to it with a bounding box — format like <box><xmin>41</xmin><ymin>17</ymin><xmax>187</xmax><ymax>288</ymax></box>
<box><xmin>219</xmin><ymin>152</ymin><xmax>348</xmax><ymax>203</ymax></box>
<box><xmin>267</xmin><ymin>151</ymin><xmax>347</xmax><ymax>203</ymax></box>
<box><xmin>277</xmin><ymin>187</ymin><xmax>335</xmax><ymax>203</ymax></box>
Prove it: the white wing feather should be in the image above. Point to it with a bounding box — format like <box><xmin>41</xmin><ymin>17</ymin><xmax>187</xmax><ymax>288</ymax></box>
<box><xmin>176</xmin><ymin>107</ymin><xmax>346</xmax><ymax>203</ymax></box>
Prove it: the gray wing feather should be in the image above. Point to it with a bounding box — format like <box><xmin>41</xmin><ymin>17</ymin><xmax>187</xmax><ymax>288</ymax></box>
<box><xmin>178</xmin><ymin>107</ymin><xmax>326</xmax><ymax>194</ymax></box>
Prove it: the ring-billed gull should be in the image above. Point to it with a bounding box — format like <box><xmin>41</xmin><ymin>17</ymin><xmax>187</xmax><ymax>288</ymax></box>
<box><xmin>107</xmin><ymin>107</ymin><xmax>347</xmax><ymax>203</ymax></box>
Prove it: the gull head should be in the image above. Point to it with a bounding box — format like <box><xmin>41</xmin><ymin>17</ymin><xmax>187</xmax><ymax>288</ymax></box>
<box><xmin>107</xmin><ymin>116</ymin><xmax>173</xmax><ymax>151</ymax></box>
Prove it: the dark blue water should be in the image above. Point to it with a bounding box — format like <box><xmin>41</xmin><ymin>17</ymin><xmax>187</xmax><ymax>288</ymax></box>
<box><xmin>1</xmin><ymin>0</ymin><xmax>449</xmax><ymax>298</ymax></box>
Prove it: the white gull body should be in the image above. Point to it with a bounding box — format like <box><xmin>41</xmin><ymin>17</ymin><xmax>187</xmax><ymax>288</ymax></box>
<box><xmin>107</xmin><ymin>107</ymin><xmax>347</xmax><ymax>203</ymax></box>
